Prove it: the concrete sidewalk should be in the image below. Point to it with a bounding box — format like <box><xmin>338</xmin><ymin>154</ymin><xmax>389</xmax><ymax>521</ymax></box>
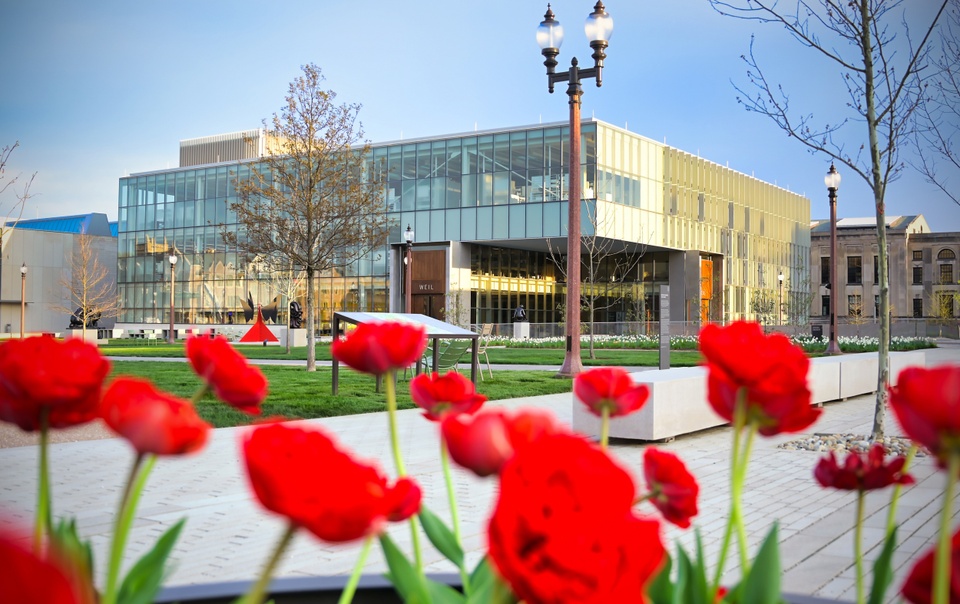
<box><xmin>1</xmin><ymin>345</ymin><xmax>957</xmax><ymax>601</ymax></box>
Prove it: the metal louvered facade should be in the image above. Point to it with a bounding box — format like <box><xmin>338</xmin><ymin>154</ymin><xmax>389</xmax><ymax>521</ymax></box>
<box><xmin>179</xmin><ymin>130</ymin><xmax>266</xmax><ymax>167</ymax></box>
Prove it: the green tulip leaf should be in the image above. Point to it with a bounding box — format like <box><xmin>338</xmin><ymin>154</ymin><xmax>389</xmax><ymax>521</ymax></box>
<box><xmin>116</xmin><ymin>519</ymin><xmax>185</xmax><ymax>604</ymax></box>
<box><xmin>466</xmin><ymin>556</ymin><xmax>516</xmax><ymax>604</ymax></box>
<box><xmin>425</xmin><ymin>576</ymin><xmax>466</xmax><ymax>604</ymax></box>
<box><xmin>868</xmin><ymin>527</ymin><xmax>898</xmax><ymax>604</ymax></box>
<box><xmin>378</xmin><ymin>533</ymin><xmax>430</xmax><ymax>604</ymax></box>
<box><xmin>419</xmin><ymin>506</ymin><xmax>465</xmax><ymax>567</ymax></box>
<box><xmin>51</xmin><ymin>517</ymin><xmax>97</xmax><ymax>600</ymax></box>
<box><xmin>646</xmin><ymin>550</ymin><xmax>674</xmax><ymax>604</ymax></box>
<box><xmin>740</xmin><ymin>523</ymin><xmax>783</xmax><ymax>604</ymax></box>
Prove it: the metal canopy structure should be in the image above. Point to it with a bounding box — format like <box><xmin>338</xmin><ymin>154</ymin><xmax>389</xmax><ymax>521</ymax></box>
<box><xmin>331</xmin><ymin>312</ymin><xmax>479</xmax><ymax>393</ymax></box>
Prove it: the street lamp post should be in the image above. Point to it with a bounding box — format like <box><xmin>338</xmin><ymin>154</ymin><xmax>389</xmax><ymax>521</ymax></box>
<box><xmin>537</xmin><ymin>1</ymin><xmax>613</xmax><ymax>377</ymax></box>
<box><xmin>168</xmin><ymin>254</ymin><xmax>178</xmax><ymax>344</ymax></box>
<box><xmin>19</xmin><ymin>263</ymin><xmax>27</xmax><ymax>339</ymax></box>
<box><xmin>824</xmin><ymin>164</ymin><xmax>842</xmax><ymax>355</ymax></box>
<box><xmin>403</xmin><ymin>225</ymin><xmax>414</xmax><ymax>313</ymax></box>
<box><xmin>778</xmin><ymin>270</ymin><xmax>784</xmax><ymax>326</ymax></box>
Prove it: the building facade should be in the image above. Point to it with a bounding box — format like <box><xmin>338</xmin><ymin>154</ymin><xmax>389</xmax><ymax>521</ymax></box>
<box><xmin>809</xmin><ymin>215</ymin><xmax>960</xmax><ymax>325</ymax></box>
<box><xmin>1</xmin><ymin>213</ymin><xmax>118</xmax><ymax>335</ymax></box>
<box><xmin>116</xmin><ymin>120</ymin><xmax>811</xmax><ymax>334</ymax></box>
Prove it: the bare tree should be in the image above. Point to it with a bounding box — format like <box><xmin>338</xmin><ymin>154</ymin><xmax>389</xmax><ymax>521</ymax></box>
<box><xmin>710</xmin><ymin>0</ymin><xmax>949</xmax><ymax>439</ymax></box>
<box><xmin>232</xmin><ymin>64</ymin><xmax>388</xmax><ymax>371</ymax></box>
<box><xmin>913</xmin><ymin>2</ymin><xmax>960</xmax><ymax>205</ymax></box>
<box><xmin>547</xmin><ymin>202</ymin><xmax>647</xmax><ymax>358</ymax></box>
<box><xmin>750</xmin><ymin>288</ymin><xmax>778</xmax><ymax>328</ymax></box>
<box><xmin>54</xmin><ymin>234</ymin><xmax>121</xmax><ymax>340</ymax></box>
<box><xmin>1</xmin><ymin>142</ymin><xmax>35</xmax><ymax>301</ymax></box>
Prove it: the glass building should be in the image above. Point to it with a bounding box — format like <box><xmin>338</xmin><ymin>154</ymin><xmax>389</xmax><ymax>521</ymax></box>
<box><xmin>116</xmin><ymin>120</ymin><xmax>810</xmax><ymax>334</ymax></box>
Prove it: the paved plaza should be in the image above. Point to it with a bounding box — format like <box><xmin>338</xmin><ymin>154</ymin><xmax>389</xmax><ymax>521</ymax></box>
<box><xmin>1</xmin><ymin>345</ymin><xmax>958</xmax><ymax>601</ymax></box>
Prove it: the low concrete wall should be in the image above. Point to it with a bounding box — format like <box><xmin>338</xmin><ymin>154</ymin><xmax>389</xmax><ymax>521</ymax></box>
<box><xmin>571</xmin><ymin>350</ymin><xmax>929</xmax><ymax>442</ymax></box>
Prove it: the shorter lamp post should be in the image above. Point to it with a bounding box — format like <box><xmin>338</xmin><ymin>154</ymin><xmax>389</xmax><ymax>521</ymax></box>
<box><xmin>20</xmin><ymin>263</ymin><xmax>27</xmax><ymax>339</ymax></box>
<box><xmin>168</xmin><ymin>254</ymin><xmax>178</xmax><ymax>344</ymax></box>
<box><xmin>778</xmin><ymin>271</ymin><xmax>784</xmax><ymax>326</ymax></box>
<box><xmin>403</xmin><ymin>225</ymin><xmax>414</xmax><ymax>313</ymax></box>
<box><xmin>825</xmin><ymin>164</ymin><xmax>842</xmax><ymax>355</ymax></box>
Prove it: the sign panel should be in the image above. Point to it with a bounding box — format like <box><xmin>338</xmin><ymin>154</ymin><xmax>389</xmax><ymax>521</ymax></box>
<box><xmin>659</xmin><ymin>286</ymin><xmax>670</xmax><ymax>370</ymax></box>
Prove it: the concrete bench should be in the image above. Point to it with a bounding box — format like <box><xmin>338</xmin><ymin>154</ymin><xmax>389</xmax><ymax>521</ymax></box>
<box><xmin>571</xmin><ymin>350</ymin><xmax>929</xmax><ymax>442</ymax></box>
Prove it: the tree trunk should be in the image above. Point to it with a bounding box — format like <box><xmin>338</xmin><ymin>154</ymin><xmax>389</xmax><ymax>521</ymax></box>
<box><xmin>305</xmin><ymin>267</ymin><xmax>316</xmax><ymax>372</ymax></box>
<box><xmin>861</xmin><ymin>1</ymin><xmax>887</xmax><ymax>440</ymax></box>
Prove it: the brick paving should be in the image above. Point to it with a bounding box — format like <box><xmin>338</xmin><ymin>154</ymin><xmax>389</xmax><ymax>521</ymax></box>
<box><xmin>0</xmin><ymin>345</ymin><xmax>957</xmax><ymax>601</ymax></box>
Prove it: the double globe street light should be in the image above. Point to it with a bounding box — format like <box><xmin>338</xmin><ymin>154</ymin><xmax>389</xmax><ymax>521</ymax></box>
<box><xmin>537</xmin><ymin>1</ymin><xmax>613</xmax><ymax>377</ymax></box>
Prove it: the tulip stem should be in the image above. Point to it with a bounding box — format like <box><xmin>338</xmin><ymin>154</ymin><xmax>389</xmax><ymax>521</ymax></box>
<box><xmin>191</xmin><ymin>383</ymin><xmax>210</xmax><ymax>405</ymax></box>
<box><xmin>103</xmin><ymin>453</ymin><xmax>156</xmax><ymax>604</ymax></box>
<box><xmin>600</xmin><ymin>407</ymin><xmax>610</xmax><ymax>450</ymax></box>
<box><xmin>244</xmin><ymin>523</ymin><xmax>297</xmax><ymax>604</ymax></box>
<box><xmin>855</xmin><ymin>491</ymin><xmax>865</xmax><ymax>604</ymax></box>
<box><xmin>933</xmin><ymin>454</ymin><xmax>959</xmax><ymax>604</ymax></box>
<box><xmin>884</xmin><ymin>444</ymin><xmax>917</xmax><ymax>537</ymax></box>
<box><xmin>339</xmin><ymin>535</ymin><xmax>373</xmax><ymax>604</ymax></box>
<box><xmin>34</xmin><ymin>409</ymin><xmax>51</xmax><ymax>554</ymax></box>
<box><xmin>711</xmin><ymin>388</ymin><xmax>748</xmax><ymax>593</ymax></box>
<box><xmin>383</xmin><ymin>370</ymin><xmax>423</xmax><ymax>573</ymax></box>
<box><xmin>441</xmin><ymin>440</ymin><xmax>471</xmax><ymax>596</ymax></box>
<box><xmin>733</xmin><ymin>423</ymin><xmax>757</xmax><ymax>574</ymax></box>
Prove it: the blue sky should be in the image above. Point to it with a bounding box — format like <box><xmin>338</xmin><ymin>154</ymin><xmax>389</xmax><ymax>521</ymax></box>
<box><xmin>1</xmin><ymin>0</ymin><xmax>956</xmax><ymax>231</ymax></box>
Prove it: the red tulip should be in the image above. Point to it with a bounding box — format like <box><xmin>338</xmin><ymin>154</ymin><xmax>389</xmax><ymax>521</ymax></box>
<box><xmin>410</xmin><ymin>371</ymin><xmax>486</xmax><ymax>421</ymax></box>
<box><xmin>100</xmin><ymin>378</ymin><xmax>210</xmax><ymax>456</ymax></box>
<box><xmin>331</xmin><ymin>321</ymin><xmax>428</xmax><ymax>376</ymax></box>
<box><xmin>0</xmin><ymin>528</ymin><xmax>87</xmax><ymax>604</ymax></box>
<box><xmin>186</xmin><ymin>334</ymin><xmax>268</xmax><ymax>415</ymax></box>
<box><xmin>889</xmin><ymin>365</ymin><xmax>960</xmax><ymax>471</ymax></box>
<box><xmin>488</xmin><ymin>432</ymin><xmax>665</xmax><ymax>603</ymax></box>
<box><xmin>814</xmin><ymin>443</ymin><xmax>914</xmax><ymax>491</ymax></box>
<box><xmin>699</xmin><ymin>321</ymin><xmax>818</xmax><ymax>436</ymax></box>
<box><xmin>901</xmin><ymin>527</ymin><xmax>960</xmax><ymax>604</ymax></box>
<box><xmin>242</xmin><ymin>422</ymin><xmax>421</xmax><ymax>542</ymax></box>
<box><xmin>643</xmin><ymin>447</ymin><xmax>700</xmax><ymax>528</ymax></box>
<box><xmin>574</xmin><ymin>367</ymin><xmax>650</xmax><ymax>418</ymax></box>
<box><xmin>441</xmin><ymin>408</ymin><xmax>559</xmax><ymax>477</ymax></box>
<box><xmin>0</xmin><ymin>336</ymin><xmax>110</xmax><ymax>431</ymax></box>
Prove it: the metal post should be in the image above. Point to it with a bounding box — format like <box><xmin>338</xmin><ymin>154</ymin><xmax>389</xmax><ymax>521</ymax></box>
<box><xmin>826</xmin><ymin>185</ymin><xmax>841</xmax><ymax>354</ymax></box>
<box><xmin>405</xmin><ymin>243</ymin><xmax>412</xmax><ymax>313</ymax></box>
<box><xmin>19</xmin><ymin>263</ymin><xmax>26</xmax><ymax>339</ymax></box>
<box><xmin>778</xmin><ymin>271</ymin><xmax>783</xmax><ymax>326</ymax></box>
<box><xmin>558</xmin><ymin>66</ymin><xmax>584</xmax><ymax>377</ymax></box>
<box><xmin>168</xmin><ymin>255</ymin><xmax>177</xmax><ymax>344</ymax></box>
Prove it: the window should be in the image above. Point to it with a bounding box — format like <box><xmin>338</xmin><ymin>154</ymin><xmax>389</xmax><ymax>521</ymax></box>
<box><xmin>941</xmin><ymin>263</ymin><xmax>954</xmax><ymax>285</ymax></box>
<box><xmin>820</xmin><ymin>256</ymin><xmax>831</xmax><ymax>286</ymax></box>
<box><xmin>913</xmin><ymin>298</ymin><xmax>923</xmax><ymax>318</ymax></box>
<box><xmin>873</xmin><ymin>255</ymin><xmax>878</xmax><ymax>284</ymax></box>
<box><xmin>913</xmin><ymin>250</ymin><xmax>923</xmax><ymax>261</ymax></box>
<box><xmin>875</xmin><ymin>295</ymin><xmax>880</xmax><ymax>318</ymax></box>
<box><xmin>821</xmin><ymin>295</ymin><xmax>830</xmax><ymax>317</ymax></box>
<box><xmin>937</xmin><ymin>248</ymin><xmax>956</xmax><ymax>261</ymax></box>
<box><xmin>847</xmin><ymin>256</ymin><xmax>862</xmax><ymax>285</ymax></box>
<box><xmin>848</xmin><ymin>294</ymin><xmax>862</xmax><ymax>317</ymax></box>
<box><xmin>913</xmin><ymin>266</ymin><xmax>924</xmax><ymax>285</ymax></box>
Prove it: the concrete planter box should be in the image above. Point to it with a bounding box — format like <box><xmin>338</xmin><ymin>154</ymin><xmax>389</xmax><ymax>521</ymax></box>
<box><xmin>573</xmin><ymin>350</ymin><xmax>931</xmax><ymax>442</ymax></box>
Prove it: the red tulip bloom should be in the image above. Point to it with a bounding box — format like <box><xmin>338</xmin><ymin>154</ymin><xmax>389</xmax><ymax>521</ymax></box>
<box><xmin>643</xmin><ymin>447</ymin><xmax>700</xmax><ymax>528</ymax></box>
<box><xmin>814</xmin><ymin>443</ymin><xmax>915</xmax><ymax>491</ymax></box>
<box><xmin>489</xmin><ymin>432</ymin><xmax>665</xmax><ymax>603</ymax></box>
<box><xmin>574</xmin><ymin>367</ymin><xmax>650</xmax><ymax>418</ymax></box>
<box><xmin>441</xmin><ymin>408</ymin><xmax>559</xmax><ymax>477</ymax></box>
<box><xmin>699</xmin><ymin>321</ymin><xmax>818</xmax><ymax>436</ymax></box>
<box><xmin>0</xmin><ymin>336</ymin><xmax>110</xmax><ymax>431</ymax></box>
<box><xmin>901</xmin><ymin>527</ymin><xmax>960</xmax><ymax>604</ymax></box>
<box><xmin>243</xmin><ymin>422</ymin><xmax>421</xmax><ymax>543</ymax></box>
<box><xmin>0</xmin><ymin>528</ymin><xmax>87</xmax><ymax>604</ymax></box>
<box><xmin>186</xmin><ymin>334</ymin><xmax>268</xmax><ymax>415</ymax></box>
<box><xmin>410</xmin><ymin>371</ymin><xmax>486</xmax><ymax>421</ymax></box>
<box><xmin>331</xmin><ymin>321</ymin><xmax>427</xmax><ymax>376</ymax></box>
<box><xmin>101</xmin><ymin>377</ymin><xmax>210</xmax><ymax>456</ymax></box>
<box><xmin>889</xmin><ymin>365</ymin><xmax>960</xmax><ymax>471</ymax></box>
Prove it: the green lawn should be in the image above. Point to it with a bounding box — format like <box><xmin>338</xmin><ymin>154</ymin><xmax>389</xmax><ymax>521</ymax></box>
<box><xmin>109</xmin><ymin>361</ymin><xmax>575</xmax><ymax>428</ymax></box>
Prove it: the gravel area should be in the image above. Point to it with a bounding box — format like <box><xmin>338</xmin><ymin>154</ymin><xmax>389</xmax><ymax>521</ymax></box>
<box><xmin>778</xmin><ymin>432</ymin><xmax>924</xmax><ymax>457</ymax></box>
<box><xmin>0</xmin><ymin>420</ymin><xmax>118</xmax><ymax>449</ymax></box>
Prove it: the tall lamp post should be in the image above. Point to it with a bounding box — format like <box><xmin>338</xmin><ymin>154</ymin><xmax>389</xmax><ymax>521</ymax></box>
<box><xmin>19</xmin><ymin>263</ymin><xmax>27</xmax><ymax>339</ymax></box>
<box><xmin>403</xmin><ymin>224</ymin><xmax>414</xmax><ymax>313</ymax></box>
<box><xmin>168</xmin><ymin>253</ymin><xmax>178</xmax><ymax>344</ymax></box>
<box><xmin>778</xmin><ymin>270</ymin><xmax>784</xmax><ymax>326</ymax></box>
<box><xmin>825</xmin><ymin>164</ymin><xmax>842</xmax><ymax>355</ymax></box>
<box><xmin>537</xmin><ymin>1</ymin><xmax>613</xmax><ymax>377</ymax></box>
